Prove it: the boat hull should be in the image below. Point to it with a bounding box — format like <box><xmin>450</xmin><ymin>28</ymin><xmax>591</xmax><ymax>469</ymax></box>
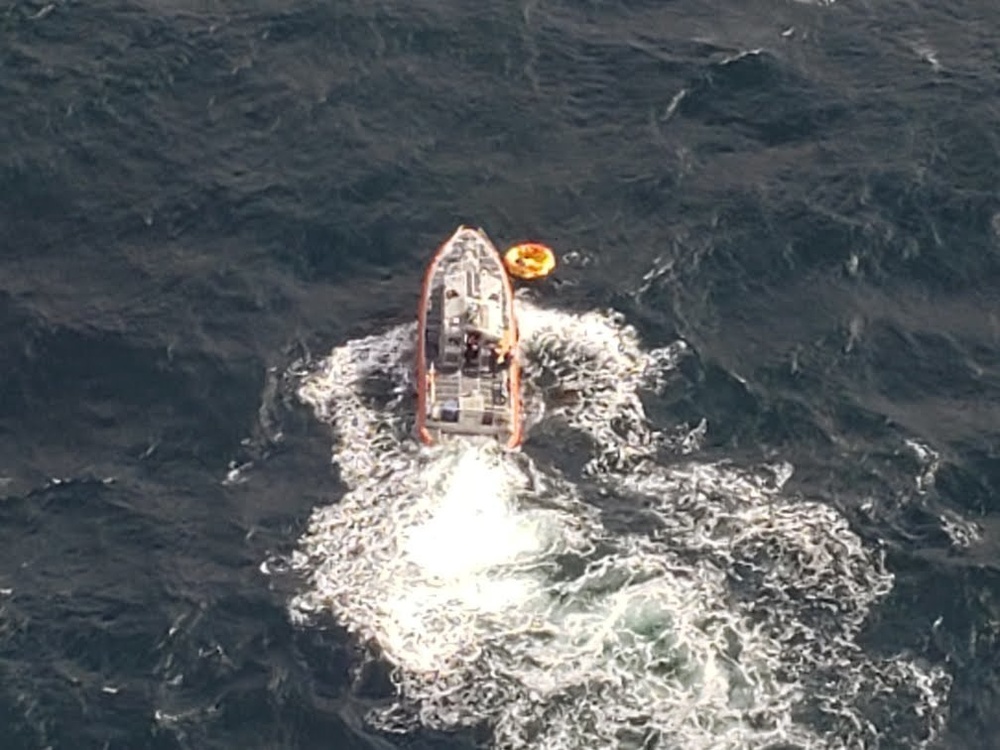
<box><xmin>416</xmin><ymin>226</ymin><xmax>523</xmax><ymax>449</ymax></box>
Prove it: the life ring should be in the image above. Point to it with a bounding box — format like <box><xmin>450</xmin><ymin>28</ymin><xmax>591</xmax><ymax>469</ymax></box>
<box><xmin>503</xmin><ymin>243</ymin><xmax>557</xmax><ymax>280</ymax></box>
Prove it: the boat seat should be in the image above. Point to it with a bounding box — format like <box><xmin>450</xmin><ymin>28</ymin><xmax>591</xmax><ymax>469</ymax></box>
<box><xmin>440</xmin><ymin>399</ymin><xmax>460</xmax><ymax>422</ymax></box>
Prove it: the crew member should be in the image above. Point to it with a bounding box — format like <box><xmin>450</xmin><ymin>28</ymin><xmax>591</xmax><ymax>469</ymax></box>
<box><xmin>464</xmin><ymin>332</ymin><xmax>481</xmax><ymax>364</ymax></box>
<box><xmin>493</xmin><ymin>330</ymin><xmax>512</xmax><ymax>368</ymax></box>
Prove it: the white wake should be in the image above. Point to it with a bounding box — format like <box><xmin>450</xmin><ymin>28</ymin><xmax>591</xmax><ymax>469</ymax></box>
<box><xmin>282</xmin><ymin>298</ymin><xmax>951</xmax><ymax>750</ymax></box>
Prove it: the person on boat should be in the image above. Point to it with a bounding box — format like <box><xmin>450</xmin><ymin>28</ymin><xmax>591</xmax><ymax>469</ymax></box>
<box><xmin>464</xmin><ymin>331</ymin><xmax>481</xmax><ymax>364</ymax></box>
<box><xmin>490</xmin><ymin>333</ymin><xmax>512</xmax><ymax>371</ymax></box>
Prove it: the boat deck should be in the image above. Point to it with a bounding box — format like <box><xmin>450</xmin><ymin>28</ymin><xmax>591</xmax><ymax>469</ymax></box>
<box><xmin>417</xmin><ymin>227</ymin><xmax>522</xmax><ymax>448</ymax></box>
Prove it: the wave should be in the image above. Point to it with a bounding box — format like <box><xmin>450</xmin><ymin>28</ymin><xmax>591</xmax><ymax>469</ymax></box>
<box><xmin>280</xmin><ymin>298</ymin><xmax>950</xmax><ymax>750</ymax></box>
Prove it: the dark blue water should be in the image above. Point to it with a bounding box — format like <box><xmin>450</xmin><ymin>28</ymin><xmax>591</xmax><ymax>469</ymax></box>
<box><xmin>2</xmin><ymin>0</ymin><xmax>998</xmax><ymax>748</ymax></box>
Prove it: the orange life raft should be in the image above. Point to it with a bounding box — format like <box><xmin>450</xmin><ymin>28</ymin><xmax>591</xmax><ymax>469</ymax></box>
<box><xmin>503</xmin><ymin>243</ymin><xmax>557</xmax><ymax>280</ymax></box>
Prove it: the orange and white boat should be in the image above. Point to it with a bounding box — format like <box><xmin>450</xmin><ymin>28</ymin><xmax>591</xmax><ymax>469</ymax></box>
<box><xmin>416</xmin><ymin>226</ymin><xmax>523</xmax><ymax>449</ymax></box>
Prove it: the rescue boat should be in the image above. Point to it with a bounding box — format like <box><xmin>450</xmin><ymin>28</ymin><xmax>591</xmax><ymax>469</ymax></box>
<box><xmin>416</xmin><ymin>226</ymin><xmax>523</xmax><ymax>449</ymax></box>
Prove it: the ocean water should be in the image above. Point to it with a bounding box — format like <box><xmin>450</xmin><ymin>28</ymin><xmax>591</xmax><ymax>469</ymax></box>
<box><xmin>1</xmin><ymin>1</ymin><xmax>998</xmax><ymax>749</ymax></box>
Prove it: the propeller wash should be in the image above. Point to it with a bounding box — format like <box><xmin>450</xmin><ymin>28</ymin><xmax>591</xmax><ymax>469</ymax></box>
<box><xmin>281</xmin><ymin>299</ymin><xmax>951</xmax><ymax>750</ymax></box>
